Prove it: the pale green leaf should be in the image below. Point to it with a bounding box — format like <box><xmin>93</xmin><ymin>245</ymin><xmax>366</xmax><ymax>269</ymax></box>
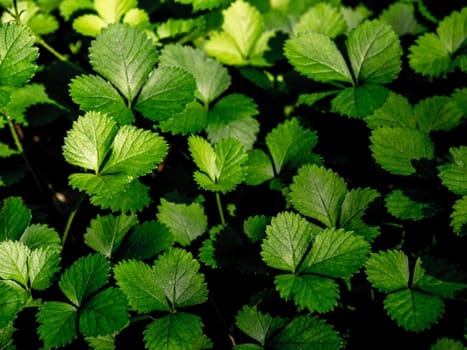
<box><xmin>235</xmin><ymin>305</ymin><xmax>273</xmax><ymax>345</ymax></box>
<box><xmin>408</xmin><ymin>33</ymin><xmax>451</xmax><ymax>78</ymax></box>
<box><xmin>0</xmin><ymin>240</ymin><xmax>29</xmax><ymax>287</ymax></box>
<box><xmin>113</xmin><ymin>260</ymin><xmax>169</xmax><ymax>313</ymax></box>
<box><xmin>206</xmin><ymin>94</ymin><xmax>259</xmax><ymax>150</ymax></box>
<box><xmin>156</xmin><ymin>199</ymin><xmax>207</xmax><ymax>246</ymax></box>
<box><xmin>59</xmin><ymin>254</ymin><xmax>110</xmax><ymax>307</ymax></box>
<box><xmin>436</xmin><ymin>8</ymin><xmax>467</xmax><ymax>54</ymax></box>
<box><xmin>370</xmin><ymin>127</ymin><xmax>435</xmax><ymax>176</ymax></box>
<box><xmin>364</xmin><ymin>92</ymin><xmax>416</xmax><ymax>129</ymax></box>
<box><xmin>28</xmin><ymin>247</ymin><xmax>61</xmax><ymax>290</ymax></box>
<box><xmin>365</xmin><ymin>250</ymin><xmax>410</xmax><ymax>292</ymax></box>
<box><xmin>153</xmin><ymin>248</ymin><xmax>208</xmax><ymax>308</ymax></box>
<box><xmin>0</xmin><ymin>197</ymin><xmax>31</xmax><ymax>241</ymax></box>
<box><xmin>261</xmin><ymin>212</ymin><xmax>319</xmax><ymax>273</ymax></box>
<box><xmin>79</xmin><ymin>288</ymin><xmax>129</xmax><ymax>337</ymax></box>
<box><xmin>347</xmin><ymin>19</ymin><xmax>402</xmax><ymax>84</ymax></box>
<box><xmin>72</xmin><ymin>14</ymin><xmax>107</xmax><ymax>36</ymax></box>
<box><xmin>266</xmin><ymin>117</ymin><xmax>318</xmax><ymax>174</ymax></box>
<box><xmin>144</xmin><ymin>313</ymin><xmax>206</xmax><ymax>350</ymax></box>
<box><xmin>414</xmin><ymin>96</ymin><xmax>464</xmax><ymax>132</ymax></box>
<box><xmin>123</xmin><ymin>8</ymin><xmax>150</xmax><ymax>29</ymax></box>
<box><xmin>0</xmin><ymin>281</ymin><xmax>25</xmax><ymax>328</ymax></box>
<box><xmin>60</xmin><ymin>0</ymin><xmax>94</xmax><ymax>21</ymax></box>
<box><xmin>62</xmin><ymin>111</ymin><xmax>118</xmax><ymax>173</ymax></box>
<box><xmin>84</xmin><ymin>213</ymin><xmax>138</xmax><ymax>258</ymax></box>
<box><xmin>135</xmin><ymin>66</ymin><xmax>196</xmax><ymax>122</ymax></box>
<box><xmin>69</xmin><ymin>75</ymin><xmax>135</xmax><ymax>125</ymax></box>
<box><xmin>379</xmin><ymin>3</ymin><xmax>424</xmax><ymax>36</ymax></box>
<box><xmin>293</xmin><ymin>3</ymin><xmax>346</xmax><ymax>38</ymax></box>
<box><xmin>37</xmin><ymin>302</ymin><xmax>78</xmax><ymax>348</ymax></box>
<box><xmin>20</xmin><ymin>224</ymin><xmax>60</xmax><ymax>251</ymax></box>
<box><xmin>204</xmin><ymin>32</ymin><xmax>246</xmax><ymax>66</ymax></box>
<box><xmin>158</xmin><ymin>100</ymin><xmax>208</xmax><ymax>135</ymax></box>
<box><xmin>450</xmin><ymin>196</ymin><xmax>467</xmax><ymax>236</ymax></box>
<box><xmin>159</xmin><ymin>44</ymin><xmax>231</xmax><ymax>105</ymax></box>
<box><xmin>331</xmin><ymin>84</ymin><xmax>389</xmax><ymax>118</ymax></box>
<box><xmin>244</xmin><ymin>149</ymin><xmax>275</xmax><ymax>186</ymax></box>
<box><xmin>385</xmin><ymin>190</ymin><xmax>431</xmax><ymax>221</ymax></box>
<box><xmin>188</xmin><ymin>135</ymin><xmax>218</xmax><ymax>183</ymax></box>
<box><xmin>339</xmin><ymin>187</ymin><xmax>380</xmax><ymax>228</ymax></box>
<box><xmin>384</xmin><ymin>289</ymin><xmax>444</xmax><ymax>332</ymax></box>
<box><xmin>0</xmin><ymin>23</ymin><xmax>38</xmax><ymax>87</ymax></box>
<box><xmin>89</xmin><ymin>23</ymin><xmax>158</xmax><ymax>103</ymax></box>
<box><xmin>284</xmin><ymin>31</ymin><xmax>353</xmax><ymax>84</ymax></box>
<box><xmin>289</xmin><ymin>164</ymin><xmax>347</xmax><ymax>227</ymax></box>
<box><xmin>300</xmin><ymin>228</ymin><xmax>370</xmax><ymax>277</ymax></box>
<box><xmin>95</xmin><ymin>0</ymin><xmax>137</xmax><ymax>23</ymax></box>
<box><xmin>28</xmin><ymin>12</ymin><xmax>59</xmax><ymax>35</ymax></box>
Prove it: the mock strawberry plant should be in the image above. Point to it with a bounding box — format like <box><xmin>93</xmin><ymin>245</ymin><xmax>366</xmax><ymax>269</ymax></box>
<box><xmin>0</xmin><ymin>0</ymin><xmax>466</xmax><ymax>349</ymax></box>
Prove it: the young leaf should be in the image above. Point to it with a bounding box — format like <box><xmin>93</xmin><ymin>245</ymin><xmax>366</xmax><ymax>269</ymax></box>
<box><xmin>365</xmin><ymin>250</ymin><xmax>410</xmax><ymax>292</ymax></box>
<box><xmin>156</xmin><ymin>199</ymin><xmax>208</xmax><ymax>246</ymax></box>
<box><xmin>0</xmin><ymin>197</ymin><xmax>31</xmax><ymax>241</ymax></box>
<box><xmin>59</xmin><ymin>254</ymin><xmax>110</xmax><ymax>307</ymax></box>
<box><xmin>438</xmin><ymin>146</ymin><xmax>467</xmax><ymax>195</ymax></box>
<box><xmin>450</xmin><ymin>196</ymin><xmax>467</xmax><ymax>236</ymax></box>
<box><xmin>364</xmin><ymin>92</ymin><xmax>416</xmax><ymax>129</ymax></box>
<box><xmin>0</xmin><ymin>241</ymin><xmax>29</xmax><ymax>288</ymax></box>
<box><xmin>0</xmin><ymin>23</ymin><xmax>39</xmax><ymax>87</ymax></box>
<box><xmin>370</xmin><ymin>127</ymin><xmax>435</xmax><ymax>176</ymax></box>
<box><xmin>37</xmin><ymin>302</ymin><xmax>78</xmax><ymax>348</ymax></box>
<box><xmin>289</xmin><ymin>164</ymin><xmax>347</xmax><ymax>227</ymax></box>
<box><xmin>414</xmin><ymin>96</ymin><xmax>464</xmax><ymax>132</ymax></box>
<box><xmin>28</xmin><ymin>247</ymin><xmax>61</xmax><ymax>290</ymax></box>
<box><xmin>385</xmin><ymin>190</ymin><xmax>431</xmax><ymax>221</ymax></box>
<box><xmin>235</xmin><ymin>305</ymin><xmax>273</xmax><ymax>346</ymax></box>
<box><xmin>19</xmin><ymin>224</ymin><xmax>61</xmax><ymax>252</ymax></box>
<box><xmin>293</xmin><ymin>3</ymin><xmax>346</xmax><ymax>38</ymax></box>
<box><xmin>84</xmin><ymin>213</ymin><xmax>138</xmax><ymax>258</ymax></box>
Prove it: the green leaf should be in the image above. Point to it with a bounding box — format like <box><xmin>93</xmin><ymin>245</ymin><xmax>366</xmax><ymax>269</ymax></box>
<box><xmin>158</xmin><ymin>101</ymin><xmax>208</xmax><ymax>135</ymax></box>
<box><xmin>37</xmin><ymin>301</ymin><xmax>78</xmax><ymax>348</ymax></box>
<box><xmin>379</xmin><ymin>2</ymin><xmax>424</xmax><ymax>36</ymax></box>
<box><xmin>114</xmin><ymin>260</ymin><xmax>169</xmax><ymax>313</ymax></box>
<box><xmin>0</xmin><ymin>142</ymin><xmax>19</xmax><ymax>158</ymax></box>
<box><xmin>266</xmin><ymin>117</ymin><xmax>318</xmax><ymax>174</ymax></box>
<box><xmin>414</xmin><ymin>96</ymin><xmax>464</xmax><ymax>132</ymax></box>
<box><xmin>68</xmin><ymin>173</ymin><xmax>133</xmax><ymax>202</ymax></box>
<box><xmin>270</xmin><ymin>315</ymin><xmax>342</xmax><ymax>349</ymax></box>
<box><xmin>244</xmin><ymin>149</ymin><xmax>275</xmax><ymax>186</ymax></box>
<box><xmin>63</xmin><ymin>111</ymin><xmax>118</xmax><ymax>173</ymax></box>
<box><xmin>370</xmin><ymin>127</ymin><xmax>435</xmax><ymax>176</ymax></box>
<box><xmin>365</xmin><ymin>250</ymin><xmax>410</xmax><ymax>292</ymax></box>
<box><xmin>69</xmin><ymin>75</ymin><xmax>135</xmax><ymax>125</ymax></box>
<box><xmin>135</xmin><ymin>66</ymin><xmax>196</xmax><ymax>122</ymax></box>
<box><xmin>450</xmin><ymin>196</ymin><xmax>467</xmax><ymax>236</ymax></box>
<box><xmin>293</xmin><ymin>3</ymin><xmax>346</xmax><ymax>38</ymax></box>
<box><xmin>84</xmin><ymin>213</ymin><xmax>138</xmax><ymax>258</ymax></box>
<box><xmin>79</xmin><ymin>288</ymin><xmax>129</xmax><ymax>337</ymax></box>
<box><xmin>159</xmin><ymin>44</ymin><xmax>231</xmax><ymax>105</ymax></box>
<box><xmin>206</xmin><ymin>94</ymin><xmax>259</xmax><ymax>151</ymax></box>
<box><xmin>340</xmin><ymin>5</ymin><xmax>372</xmax><ymax>33</ymax></box>
<box><xmin>0</xmin><ymin>281</ymin><xmax>26</xmax><ymax>328</ymax></box>
<box><xmin>29</xmin><ymin>12</ymin><xmax>60</xmax><ymax>35</ymax></box>
<box><xmin>59</xmin><ymin>254</ymin><xmax>110</xmax><ymax>307</ymax></box>
<box><xmin>89</xmin><ymin>23</ymin><xmax>158</xmax><ymax>103</ymax></box>
<box><xmin>331</xmin><ymin>84</ymin><xmax>389</xmax><ymax>118</ymax></box>
<box><xmin>0</xmin><ymin>23</ymin><xmax>38</xmax><ymax>87</ymax></box>
<box><xmin>85</xmin><ymin>334</ymin><xmax>115</xmax><ymax>350</ymax></box>
<box><xmin>438</xmin><ymin>146</ymin><xmax>467</xmax><ymax>195</ymax></box>
<box><xmin>174</xmin><ymin>0</ymin><xmax>228</xmax><ymax>12</ymax></box>
<box><xmin>28</xmin><ymin>247</ymin><xmax>61</xmax><ymax>290</ymax></box>
<box><xmin>364</xmin><ymin>92</ymin><xmax>416</xmax><ymax>129</ymax></box>
<box><xmin>300</xmin><ymin>228</ymin><xmax>370</xmax><ymax>277</ymax></box>
<box><xmin>189</xmin><ymin>136</ymin><xmax>248</xmax><ymax>193</ymax></box>
<box><xmin>0</xmin><ymin>197</ymin><xmax>31</xmax><ymax>241</ymax></box>
<box><xmin>60</xmin><ymin>0</ymin><xmax>94</xmax><ymax>21</ymax></box>
<box><xmin>243</xmin><ymin>215</ymin><xmax>268</xmax><ymax>243</ymax></box>
<box><xmin>431</xmin><ymin>338</ymin><xmax>465</xmax><ymax>350</ymax></box>
<box><xmin>384</xmin><ymin>289</ymin><xmax>444</xmax><ymax>332</ymax></box>
<box><xmin>451</xmin><ymin>88</ymin><xmax>467</xmax><ymax>114</ymax></box>
<box><xmin>436</xmin><ymin>8</ymin><xmax>467</xmax><ymax>55</ymax></box>
<box><xmin>72</xmin><ymin>14</ymin><xmax>107</xmax><ymax>36</ymax></box>
<box><xmin>261</xmin><ymin>212</ymin><xmax>319</xmax><ymax>273</ymax></box>
<box><xmin>94</xmin><ymin>0</ymin><xmax>137</xmax><ymax>23</ymax></box>
<box><xmin>297</xmin><ymin>91</ymin><xmax>340</xmax><ymax>107</ymax></box>
<box><xmin>235</xmin><ymin>305</ymin><xmax>273</xmax><ymax>345</ymax></box>
<box><xmin>153</xmin><ymin>248</ymin><xmax>208</xmax><ymax>309</ymax></box>
<box><xmin>156</xmin><ymin>199</ymin><xmax>207</xmax><ymax>246</ymax></box>
<box><xmin>284</xmin><ymin>31</ymin><xmax>353</xmax><ymax>84</ymax></box>
<box><xmin>144</xmin><ymin>313</ymin><xmax>207</xmax><ymax>350</ymax></box>
<box><xmin>339</xmin><ymin>187</ymin><xmax>380</xmax><ymax>228</ymax></box>
<box><xmin>385</xmin><ymin>190</ymin><xmax>430</xmax><ymax>221</ymax></box>
<box><xmin>0</xmin><ymin>240</ymin><xmax>29</xmax><ymax>287</ymax></box>
<box><xmin>408</xmin><ymin>33</ymin><xmax>451</xmax><ymax>78</ymax></box>
<box><xmin>289</xmin><ymin>164</ymin><xmax>347</xmax><ymax>227</ymax></box>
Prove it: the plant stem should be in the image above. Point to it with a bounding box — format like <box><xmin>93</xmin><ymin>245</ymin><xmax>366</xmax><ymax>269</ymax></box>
<box><xmin>215</xmin><ymin>192</ymin><xmax>226</xmax><ymax>225</ymax></box>
<box><xmin>61</xmin><ymin>194</ymin><xmax>84</xmax><ymax>246</ymax></box>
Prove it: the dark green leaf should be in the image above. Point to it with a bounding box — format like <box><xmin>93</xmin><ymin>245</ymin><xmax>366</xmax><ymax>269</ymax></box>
<box><xmin>0</xmin><ymin>197</ymin><xmax>31</xmax><ymax>241</ymax></box>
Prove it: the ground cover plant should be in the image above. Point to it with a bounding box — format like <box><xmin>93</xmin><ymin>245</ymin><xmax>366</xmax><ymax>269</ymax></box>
<box><xmin>0</xmin><ymin>0</ymin><xmax>466</xmax><ymax>349</ymax></box>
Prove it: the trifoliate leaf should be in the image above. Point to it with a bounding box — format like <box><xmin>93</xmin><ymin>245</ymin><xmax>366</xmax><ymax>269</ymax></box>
<box><xmin>384</xmin><ymin>289</ymin><xmax>444</xmax><ymax>332</ymax></box>
<box><xmin>0</xmin><ymin>241</ymin><xmax>29</xmax><ymax>287</ymax></box>
<box><xmin>261</xmin><ymin>212</ymin><xmax>319</xmax><ymax>273</ymax></box>
<box><xmin>266</xmin><ymin>117</ymin><xmax>318</xmax><ymax>174</ymax></box>
<box><xmin>370</xmin><ymin>127</ymin><xmax>435</xmax><ymax>176</ymax></box>
<box><xmin>159</xmin><ymin>44</ymin><xmax>231</xmax><ymax>105</ymax></box>
<box><xmin>289</xmin><ymin>164</ymin><xmax>347</xmax><ymax>227</ymax></box>
<box><xmin>450</xmin><ymin>196</ymin><xmax>467</xmax><ymax>236</ymax></box>
<box><xmin>135</xmin><ymin>66</ymin><xmax>196</xmax><ymax>122</ymax></box>
<box><xmin>0</xmin><ymin>281</ymin><xmax>25</xmax><ymax>328</ymax></box>
<box><xmin>270</xmin><ymin>315</ymin><xmax>342</xmax><ymax>349</ymax></box>
<box><xmin>379</xmin><ymin>3</ymin><xmax>424</xmax><ymax>36</ymax></box>
<box><xmin>235</xmin><ymin>305</ymin><xmax>273</xmax><ymax>345</ymax></box>
<box><xmin>28</xmin><ymin>247</ymin><xmax>61</xmax><ymax>290</ymax></box>
<box><xmin>204</xmin><ymin>0</ymin><xmax>275</xmax><ymax>66</ymax></box>
<box><xmin>113</xmin><ymin>260</ymin><xmax>169</xmax><ymax>313</ymax></box>
<box><xmin>69</xmin><ymin>75</ymin><xmax>135</xmax><ymax>125</ymax></box>
<box><xmin>188</xmin><ymin>136</ymin><xmax>248</xmax><ymax>193</ymax></box>
<box><xmin>59</xmin><ymin>254</ymin><xmax>110</xmax><ymax>307</ymax></box>
<box><xmin>244</xmin><ymin>149</ymin><xmax>275</xmax><ymax>186</ymax></box>
<box><xmin>206</xmin><ymin>94</ymin><xmax>259</xmax><ymax>150</ymax></box>
<box><xmin>63</xmin><ymin>111</ymin><xmax>118</xmax><ymax>173</ymax></box>
<box><xmin>300</xmin><ymin>228</ymin><xmax>370</xmax><ymax>277</ymax></box>
<box><xmin>89</xmin><ymin>23</ymin><xmax>157</xmax><ymax>103</ymax></box>
<box><xmin>284</xmin><ymin>31</ymin><xmax>353</xmax><ymax>84</ymax></box>
<box><xmin>438</xmin><ymin>146</ymin><xmax>467</xmax><ymax>195</ymax></box>
<box><xmin>0</xmin><ymin>23</ymin><xmax>38</xmax><ymax>87</ymax></box>
<box><xmin>153</xmin><ymin>248</ymin><xmax>208</xmax><ymax>309</ymax></box>
<box><xmin>37</xmin><ymin>302</ymin><xmax>78</xmax><ymax>348</ymax></box>
<box><xmin>119</xmin><ymin>221</ymin><xmax>173</xmax><ymax>260</ymax></box>
<box><xmin>84</xmin><ymin>213</ymin><xmax>138</xmax><ymax>258</ymax></box>
<box><xmin>156</xmin><ymin>199</ymin><xmax>207</xmax><ymax>246</ymax></box>
<box><xmin>385</xmin><ymin>190</ymin><xmax>431</xmax><ymax>221</ymax></box>
<box><xmin>79</xmin><ymin>288</ymin><xmax>129</xmax><ymax>337</ymax></box>
<box><xmin>408</xmin><ymin>33</ymin><xmax>451</xmax><ymax>78</ymax></box>
<box><xmin>158</xmin><ymin>100</ymin><xmax>208</xmax><ymax>135</ymax></box>
<box><xmin>365</xmin><ymin>250</ymin><xmax>410</xmax><ymax>292</ymax></box>
<box><xmin>331</xmin><ymin>84</ymin><xmax>389</xmax><ymax>118</ymax></box>
<box><xmin>243</xmin><ymin>215</ymin><xmax>268</xmax><ymax>243</ymax></box>
<box><xmin>431</xmin><ymin>338</ymin><xmax>465</xmax><ymax>350</ymax></box>
<box><xmin>144</xmin><ymin>313</ymin><xmax>206</xmax><ymax>350</ymax></box>
<box><xmin>414</xmin><ymin>96</ymin><xmax>464</xmax><ymax>132</ymax></box>
<box><xmin>275</xmin><ymin>274</ymin><xmax>340</xmax><ymax>313</ymax></box>
<box><xmin>293</xmin><ymin>3</ymin><xmax>346</xmax><ymax>38</ymax></box>
<box><xmin>0</xmin><ymin>197</ymin><xmax>31</xmax><ymax>241</ymax></box>
<box><xmin>339</xmin><ymin>187</ymin><xmax>380</xmax><ymax>228</ymax></box>
<box><xmin>364</xmin><ymin>92</ymin><xmax>416</xmax><ymax>129</ymax></box>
